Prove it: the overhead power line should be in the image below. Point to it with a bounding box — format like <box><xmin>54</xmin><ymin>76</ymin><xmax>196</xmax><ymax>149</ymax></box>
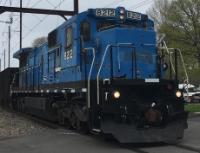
<box><xmin>46</xmin><ymin>0</ymin><xmax>56</xmax><ymax>8</ymax></box>
<box><xmin>12</xmin><ymin>0</ymin><xmax>44</xmax><ymax>24</ymax></box>
<box><xmin>3</xmin><ymin>0</ymin><xmax>8</xmax><ymax>6</ymax></box>
<box><xmin>105</xmin><ymin>0</ymin><xmax>125</xmax><ymax>7</ymax></box>
<box><xmin>129</xmin><ymin>0</ymin><xmax>153</xmax><ymax>10</ymax></box>
<box><xmin>25</xmin><ymin>0</ymin><xmax>31</xmax><ymax>7</ymax></box>
<box><xmin>16</xmin><ymin>0</ymin><xmax>66</xmax><ymax>41</ymax></box>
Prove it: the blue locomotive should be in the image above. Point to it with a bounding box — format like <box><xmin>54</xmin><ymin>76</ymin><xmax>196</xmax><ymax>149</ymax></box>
<box><xmin>10</xmin><ymin>7</ymin><xmax>188</xmax><ymax>143</ymax></box>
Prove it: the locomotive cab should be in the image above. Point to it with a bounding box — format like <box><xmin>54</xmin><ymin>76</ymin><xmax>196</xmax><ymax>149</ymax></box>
<box><xmin>80</xmin><ymin>7</ymin><xmax>188</xmax><ymax>143</ymax></box>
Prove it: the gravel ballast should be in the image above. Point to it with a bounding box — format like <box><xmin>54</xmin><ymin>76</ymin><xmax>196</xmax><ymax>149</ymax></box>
<box><xmin>0</xmin><ymin>107</ymin><xmax>48</xmax><ymax>138</ymax></box>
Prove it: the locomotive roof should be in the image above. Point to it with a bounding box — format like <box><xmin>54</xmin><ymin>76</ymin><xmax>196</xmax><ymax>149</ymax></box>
<box><xmin>48</xmin><ymin>7</ymin><xmax>151</xmax><ymax>35</ymax></box>
<box><xmin>13</xmin><ymin>7</ymin><xmax>153</xmax><ymax>59</ymax></box>
<box><xmin>13</xmin><ymin>47</ymin><xmax>33</xmax><ymax>59</ymax></box>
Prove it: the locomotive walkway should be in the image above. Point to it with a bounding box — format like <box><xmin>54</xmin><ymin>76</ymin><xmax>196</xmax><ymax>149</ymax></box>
<box><xmin>0</xmin><ymin>115</ymin><xmax>199</xmax><ymax>153</ymax></box>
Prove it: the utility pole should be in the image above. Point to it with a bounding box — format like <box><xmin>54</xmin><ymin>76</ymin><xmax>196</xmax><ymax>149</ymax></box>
<box><xmin>8</xmin><ymin>25</ymin><xmax>11</xmax><ymax>67</ymax></box>
<box><xmin>4</xmin><ymin>49</ymin><xmax>6</xmax><ymax>69</ymax></box>
<box><xmin>1</xmin><ymin>16</ymin><xmax>12</xmax><ymax>69</ymax></box>
<box><xmin>0</xmin><ymin>0</ymin><xmax>79</xmax><ymax>68</ymax></box>
<box><xmin>20</xmin><ymin>0</ymin><xmax>22</xmax><ymax>52</ymax></box>
<box><xmin>0</xmin><ymin>59</ymin><xmax>1</xmax><ymax>71</ymax></box>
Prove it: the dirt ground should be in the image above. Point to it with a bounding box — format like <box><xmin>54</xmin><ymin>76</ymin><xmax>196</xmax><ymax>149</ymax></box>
<box><xmin>0</xmin><ymin>107</ymin><xmax>47</xmax><ymax>138</ymax></box>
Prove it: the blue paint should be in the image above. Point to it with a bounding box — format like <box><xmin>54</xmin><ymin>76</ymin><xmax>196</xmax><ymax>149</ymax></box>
<box><xmin>13</xmin><ymin>7</ymin><xmax>159</xmax><ymax>89</ymax></box>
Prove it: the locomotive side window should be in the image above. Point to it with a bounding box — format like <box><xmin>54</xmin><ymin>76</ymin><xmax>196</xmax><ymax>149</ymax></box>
<box><xmin>40</xmin><ymin>55</ymin><xmax>44</xmax><ymax>76</ymax></box>
<box><xmin>80</xmin><ymin>21</ymin><xmax>90</xmax><ymax>41</ymax></box>
<box><xmin>65</xmin><ymin>26</ymin><xmax>73</xmax><ymax>60</ymax></box>
<box><xmin>55</xmin><ymin>48</ymin><xmax>61</xmax><ymax>67</ymax></box>
<box><xmin>48</xmin><ymin>52</ymin><xmax>55</xmax><ymax>73</ymax></box>
<box><xmin>65</xmin><ymin>27</ymin><xmax>73</xmax><ymax>49</ymax></box>
<box><xmin>19</xmin><ymin>56</ymin><xmax>27</xmax><ymax>68</ymax></box>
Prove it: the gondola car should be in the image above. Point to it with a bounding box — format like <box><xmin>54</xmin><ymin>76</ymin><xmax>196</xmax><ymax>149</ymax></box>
<box><xmin>10</xmin><ymin>7</ymin><xmax>188</xmax><ymax>143</ymax></box>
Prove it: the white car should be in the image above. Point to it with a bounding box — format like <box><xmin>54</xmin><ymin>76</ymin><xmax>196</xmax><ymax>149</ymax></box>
<box><xmin>178</xmin><ymin>84</ymin><xmax>200</xmax><ymax>102</ymax></box>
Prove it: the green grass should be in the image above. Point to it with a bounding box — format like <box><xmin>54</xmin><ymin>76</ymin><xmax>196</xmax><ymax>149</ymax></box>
<box><xmin>185</xmin><ymin>103</ymin><xmax>200</xmax><ymax>112</ymax></box>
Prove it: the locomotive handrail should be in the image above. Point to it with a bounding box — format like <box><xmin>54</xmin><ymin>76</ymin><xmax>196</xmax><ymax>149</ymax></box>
<box><xmin>84</xmin><ymin>47</ymin><xmax>96</xmax><ymax>108</ymax></box>
<box><xmin>96</xmin><ymin>43</ymin><xmax>136</xmax><ymax>105</ymax></box>
<box><xmin>97</xmin><ymin>44</ymin><xmax>111</xmax><ymax>105</ymax></box>
<box><xmin>162</xmin><ymin>41</ymin><xmax>175</xmax><ymax>74</ymax></box>
<box><xmin>159</xmin><ymin>44</ymin><xmax>189</xmax><ymax>83</ymax></box>
<box><xmin>167</xmin><ymin>48</ymin><xmax>189</xmax><ymax>84</ymax></box>
<box><xmin>176</xmin><ymin>48</ymin><xmax>189</xmax><ymax>84</ymax></box>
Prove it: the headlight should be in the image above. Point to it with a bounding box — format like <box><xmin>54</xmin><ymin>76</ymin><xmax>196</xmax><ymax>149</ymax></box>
<box><xmin>120</xmin><ymin>15</ymin><xmax>125</xmax><ymax>20</ymax></box>
<box><xmin>120</xmin><ymin>9</ymin><xmax>125</xmax><ymax>14</ymax></box>
<box><xmin>113</xmin><ymin>91</ymin><xmax>120</xmax><ymax>99</ymax></box>
<box><xmin>176</xmin><ymin>91</ymin><xmax>182</xmax><ymax>98</ymax></box>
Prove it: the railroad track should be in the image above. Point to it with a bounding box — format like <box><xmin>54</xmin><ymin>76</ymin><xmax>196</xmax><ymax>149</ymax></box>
<box><xmin>122</xmin><ymin>142</ymin><xmax>200</xmax><ymax>153</ymax></box>
<box><xmin>14</xmin><ymin>111</ymin><xmax>64</xmax><ymax>129</ymax></box>
<box><xmin>170</xmin><ymin>143</ymin><xmax>200</xmax><ymax>153</ymax></box>
<box><xmin>7</xmin><ymin>110</ymin><xmax>200</xmax><ymax>153</ymax></box>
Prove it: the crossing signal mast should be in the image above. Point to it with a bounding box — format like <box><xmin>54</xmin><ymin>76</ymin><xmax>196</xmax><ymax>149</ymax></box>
<box><xmin>0</xmin><ymin>0</ymin><xmax>79</xmax><ymax>68</ymax></box>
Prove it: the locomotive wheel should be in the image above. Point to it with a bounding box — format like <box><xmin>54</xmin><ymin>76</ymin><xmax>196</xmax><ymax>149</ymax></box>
<box><xmin>58</xmin><ymin>111</ymin><xmax>65</xmax><ymax>125</ymax></box>
<box><xmin>102</xmin><ymin>133</ymin><xmax>115</xmax><ymax>142</ymax></box>
<box><xmin>58</xmin><ymin>110</ymin><xmax>71</xmax><ymax>128</ymax></box>
<box><xmin>79</xmin><ymin>122</ymin><xmax>89</xmax><ymax>134</ymax></box>
<box><xmin>70</xmin><ymin>112</ymin><xmax>80</xmax><ymax>130</ymax></box>
<box><xmin>18</xmin><ymin>101</ymin><xmax>22</xmax><ymax>112</ymax></box>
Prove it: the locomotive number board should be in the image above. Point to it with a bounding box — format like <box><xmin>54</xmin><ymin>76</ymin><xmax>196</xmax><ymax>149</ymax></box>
<box><xmin>96</xmin><ymin>9</ymin><xmax>116</xmax><ymax>17</ymax></box>
<box><xmin>127</xmin><ymin>11</ymin><xmax>141</xmax><ymax>20</ymax></box>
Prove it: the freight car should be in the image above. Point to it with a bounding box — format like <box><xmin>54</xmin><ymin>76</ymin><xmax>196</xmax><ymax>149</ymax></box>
<box><xmin>9</xmin><ymin>7</ymin><xmax>188</xmax><ymax>143</ymax></box>
<box><xmin>0</xmin><ymin>68</ymin><xmax>18</xmax><ymax>107</ymax></box>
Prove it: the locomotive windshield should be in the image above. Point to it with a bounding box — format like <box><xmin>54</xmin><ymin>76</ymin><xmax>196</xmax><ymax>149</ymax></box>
<box><xmin>96</xmin><ymin>21</ymin><xmax>148</xmax><ymax>31</ymax></box>
<box><xmin>88</xmin><ymin>8</ymin><xmax>150</xmax><ymax>32</ymax></box>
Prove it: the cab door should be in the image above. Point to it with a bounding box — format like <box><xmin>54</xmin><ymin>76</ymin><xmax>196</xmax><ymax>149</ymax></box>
<box><xmin>48</xmin><ymin>51</ymin><xmax>55</xmax><ymax>82</ymax></box>
<box><xmin>28</xmin><ymin>56</ymin><xmax>34</xmax><ymax>90</ymax></box>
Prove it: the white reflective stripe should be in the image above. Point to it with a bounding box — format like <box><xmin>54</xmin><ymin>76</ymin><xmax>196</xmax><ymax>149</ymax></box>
<box><xmin>55</xmin><ymin>67</ymin><xmax>61</xmax><ymax>72</ymax></box>
<box><xmin>92</xmin><ymin>129</ymin><xmax>101</xmax><ymax>133</ymax></box>
<box><xmin>61</xmin><ymin>90</ymin><xmax>66</xmax><ymax>93</ymax></box>
<box><xmin>145</xmin><ymin>78</ymin><xmax>159</xmax><ymax>83</ymax></box>
<box><xmin>71</xmin><ymin>89</ymin><xmax>75</xmax><ymax>93</ymax></box>
<box><xmin>82</xmin><ymin>88</ymin><xmax>87</xmax><ymax>92</ymax></box>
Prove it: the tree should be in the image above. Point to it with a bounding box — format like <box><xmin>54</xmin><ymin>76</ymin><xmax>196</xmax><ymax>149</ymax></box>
<box><xmin>147</xmin><ymin>0</ymin><xmax>170</xmax><ymax>28</ymax></box>
<box><xmin>32</xmin><ymin>36</ymin><xmax>47</xmax><ymax>47</ymax></box>
<box><xmin>148</xmin><ymin>0</ymin><xmax>200</xmax><ymax>83</ymax></box>
<box><xmin>148</xmin><ymin>0</ymin><xmax>200</xmax><ymax>62</ymax></box>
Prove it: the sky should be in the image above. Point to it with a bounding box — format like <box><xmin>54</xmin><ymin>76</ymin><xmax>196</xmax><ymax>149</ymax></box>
<box><xmin>0</xmin><ymin>0</ymin><xmax>155</xmax><ymax>69</ymax></box>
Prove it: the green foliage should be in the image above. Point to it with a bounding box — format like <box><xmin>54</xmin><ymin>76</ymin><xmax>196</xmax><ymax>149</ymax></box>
<box><xmin>185</xmin><ymin>103</ymin><xmax>200</xmax><ymax>112</ymax></box>
<box><xmin>32</xmin><ymin>36</ymin><xmax>47</xmax><ymax>47</ymax></box>
<box><xmin>148</xmin><ymin>0</ymin><xmax>200</xmax><ymax>83</ymax></box>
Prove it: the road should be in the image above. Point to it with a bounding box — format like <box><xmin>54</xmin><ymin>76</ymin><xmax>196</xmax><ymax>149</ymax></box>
<box><xmin>0</xmin><ymin>115</ymin><xmax>199</xmax><ymax>153</ymax></box>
